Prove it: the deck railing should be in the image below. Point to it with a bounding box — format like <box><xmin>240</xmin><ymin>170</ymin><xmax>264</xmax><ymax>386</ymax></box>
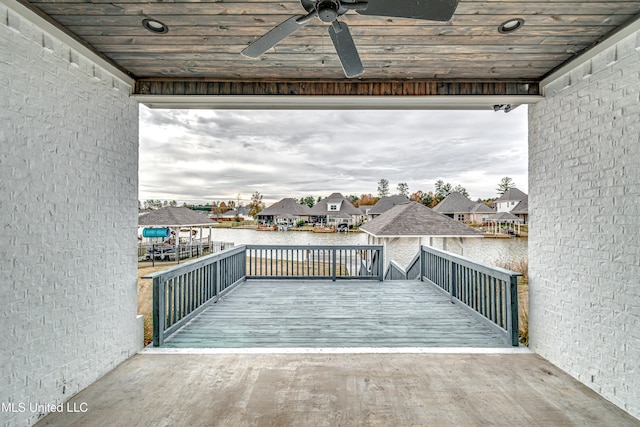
<box><xmin>144</xmin><ymin>246</ymin><xmax>246</xmax><ymax>346</ymax></box>
<box><xmin>145</xmin><ymin>244</ymin><xmax>383</xmax><ymax>346</ymax></box>
<box><xmin>420</xmin><ymin>245</ymin><xmax>521</xmax><ymax>346</ymax></box>
<box><xmin>246</xmin><ymin>245</ymin><xmax>383</xmax><ymax>281</ymax></box>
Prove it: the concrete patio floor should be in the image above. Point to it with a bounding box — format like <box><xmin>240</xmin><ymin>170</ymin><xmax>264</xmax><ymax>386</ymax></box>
<box><xmin>36</xmin><ymin>352</ymin><xmax>639</xmax><ymax>426</ymax></box>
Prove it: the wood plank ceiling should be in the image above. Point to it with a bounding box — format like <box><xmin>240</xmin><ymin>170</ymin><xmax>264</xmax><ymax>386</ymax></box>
<box><xmin>21</xmin><ymin>0</ymin><xmax>640</xmax><ymax>96</ymax></box>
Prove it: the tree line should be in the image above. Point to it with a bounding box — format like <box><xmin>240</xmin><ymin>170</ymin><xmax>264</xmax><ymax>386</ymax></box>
<box><xmin>375</xmin><ymin>176</ymin><xmax>516</xmax><ymax>208</ymax></box>
<box><xmin>313</xmin><ymin>176</ymin><xmax>516</xmax><ymax>209</ymax></box>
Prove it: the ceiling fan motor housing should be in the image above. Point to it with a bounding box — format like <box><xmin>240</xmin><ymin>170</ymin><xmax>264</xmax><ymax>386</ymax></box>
<box><xmin>317</xmin><ymin>0</ymin><xmax>340</xmax><ymax>22</ymax></box>
<box><xmin>245</xmin><ymin>0</ymin><xmax>461</xmax><ymax>78</ymax></box>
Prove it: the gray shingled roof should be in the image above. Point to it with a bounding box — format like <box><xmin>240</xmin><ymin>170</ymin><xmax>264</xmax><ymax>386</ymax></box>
<box><xmin>433</xmin><ymin>192</ymin><xmax>495</xmax><ymax>214</ymax></box>
<box><xmin>471</xmin><ymin>203</ymin><xmax>496</xmax><ymax>214</ymax></box>
<box><xmin>489</xmin><ymin>212</ymin><xmax>524</xmax><ymax>222</ymax></box>
<box><xmin>368</xmin><ymin>195</ymin><xmax>409</xmax><ymax>215</ymax></box>
<box><xmin>138</xmin><ymin>207</ymin><xmax>214</xmax><ymax>227</ymax></box>
<box><xmin>309</xmin><ymin>193</ymin><xmax>362</xmax><ymax>215</ymax></box>
<box><xmin>258</xmin><ymin>198</ymin><xmax>312</xmax><ymax>216</ymax></box>
<box><xmin>495</xmin><ymin>188</ymin><xmax>528</xmax><ymax>202</ymax></box>
<box><xmin>360</xmin><ymin>202</ymin><xmax>484</xmax><ymax>237</ymax></box>
<box><xmin>222</xmin><ymin>206</ymin><xmax>251</xmax><ymax>217</ymax></box>
<box><xmin>511</xmin><ymin>199</ymin><xmax>529</xmax><ymax>215</ymax></box>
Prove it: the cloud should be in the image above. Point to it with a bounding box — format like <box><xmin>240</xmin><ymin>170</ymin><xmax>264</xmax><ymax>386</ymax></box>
<box><xmin>139</xmin><ymin>106</ymin><xmax>528</xmax><ymax>204</ymax></box>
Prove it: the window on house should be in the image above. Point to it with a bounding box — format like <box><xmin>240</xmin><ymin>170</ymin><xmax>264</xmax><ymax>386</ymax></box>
<box><xmin>457</xmin><ymin>214</ymin><xmax>464</xmax><ymax>221</ymax></box>
<box><xmin>329</xmin><ymin>204</ymin><xmax>338</xmax><ymax>211</ymax></box>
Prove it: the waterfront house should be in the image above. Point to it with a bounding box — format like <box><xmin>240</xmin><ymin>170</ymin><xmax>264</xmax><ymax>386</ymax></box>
<box><xmin>495</xmin><ymin>188</ymin><xmax>529</xmax><ymax>223</ymax></box>
<box><xmin>309</xmin><ymin>193</ymin><xmax>365</xmax><ymax>228</ymax></box>
<box><xmin>219</xmin><ymin>206</ymin><xmax>253</xmax><ymax>222</ymax></box>
<box><xmin>360</xmin><ymin>202</ymin><xmax>484</xmax><ymax>274</ymax></box>
<box><xmin>257</xmin><ymin>197</ymin><xmax>312</xmax><ymax>226</ymax></box>
<box><xmin>433</xmin><ymin>191</ymin><xmax>496</xmax><ymax>223</ymax></box>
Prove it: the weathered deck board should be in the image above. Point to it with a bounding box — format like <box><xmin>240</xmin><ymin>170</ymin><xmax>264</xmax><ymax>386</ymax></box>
<box><xmin>163</xmin><ymin>280</ymin><xmax>509</xmax><ymax>348</ymax></box>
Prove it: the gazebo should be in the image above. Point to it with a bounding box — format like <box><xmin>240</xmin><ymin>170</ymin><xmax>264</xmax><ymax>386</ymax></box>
<box><xmin>487</xmin><ymin>212</ymin><xmax>524</xmax><ymax>236</ymax></box>
<box><xmin>138</xmin><ymin>207</ymin><xmax>220</xmax><ymax>261</ymax></box>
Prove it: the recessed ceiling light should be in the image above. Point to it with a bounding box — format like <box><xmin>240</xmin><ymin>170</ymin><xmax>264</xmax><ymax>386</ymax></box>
<box><xmin>498</xmin><ymin>18</ymin><xmax>524</xmax><ymax>34</ymax></box>
<box><xmin>142</xmin><ymin>19</ymin><xmax>168</xmax><ymax>34</ymax></box>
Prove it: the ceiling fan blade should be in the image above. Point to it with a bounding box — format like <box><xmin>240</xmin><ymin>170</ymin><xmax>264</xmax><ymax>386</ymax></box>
<box><xmin>328</xmin><ymin>21</ymin><xmax>364</xmax><ymax>78</ymax></box>
<box><xmin>356</xmin><ymin>0</ymin><xmax>459</xmax><ymax>22</ymax></box>
<box><xmin>241</xmin><ymin>15</ymin><xmax>310</xmax><ymax>58</ymax></box>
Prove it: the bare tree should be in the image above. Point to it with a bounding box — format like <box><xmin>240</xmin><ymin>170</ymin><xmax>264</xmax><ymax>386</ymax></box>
<box><xmin>496</xmin><ymin>177</ymin><xmax>516</xmax><ymax>195</ymax></box>
<box><xmin>397</xmin><ymin>182</ymin><xmax>409</xmax><ymax>197</ymax></box>
<box><xmin>377</xmin><ymin>178</ymin><xmax>390</xmax><ymax>198</ymax></box>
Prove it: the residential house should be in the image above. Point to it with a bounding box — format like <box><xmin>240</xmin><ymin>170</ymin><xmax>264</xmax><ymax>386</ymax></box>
<box><xmin>495</xmin><ymin>188</ymin><xmax>529</xmax><ymax>223</ymax></box>
<box><xmin>367</xmin><ymin>194</ymin><xmax>409</xmax><ymax>220</ymax></box>
<box><xmin>432</xmin><ymin>192</ymin><xmax>495</xmax><ymax>224</ymax></box>
<box><xmin>219</xmin><ymin>206</ymin><xmax>253</xmax><ymax>222</ymax></box>
<box><xmin>309</xmin><ymin>193</ymin><xmax>365</xmax><ymax>227</ymax></box>
<box><xmin>257</xmin><ymin>198</ymin><xmax>312</xmax><ymax>226</ymax></box>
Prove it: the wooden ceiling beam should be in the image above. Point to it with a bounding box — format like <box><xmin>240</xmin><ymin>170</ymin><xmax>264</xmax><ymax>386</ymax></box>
<box><xmin>134</xmin><ymin>79</ymin><xmax>540</xmax><ymax>97</ymax></box>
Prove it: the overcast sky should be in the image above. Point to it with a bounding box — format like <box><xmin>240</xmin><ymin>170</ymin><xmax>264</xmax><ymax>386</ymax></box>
<box><xmin>139</xmin><ymin>106</ymin><xmax>528</xmax><ymax>205</ymax></box>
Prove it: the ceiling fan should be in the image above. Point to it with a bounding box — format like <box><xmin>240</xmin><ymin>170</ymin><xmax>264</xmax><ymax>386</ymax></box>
<box><xmin>241</xmin><ymin>0</ymin><xmax>460</xmax><ymax>78</ymax></box>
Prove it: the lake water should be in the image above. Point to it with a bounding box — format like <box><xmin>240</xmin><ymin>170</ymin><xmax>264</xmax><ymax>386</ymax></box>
<box><xmin>209</xmin><ymin>228</ymin><xmax>528</xmax><ymax>266</ymax></box>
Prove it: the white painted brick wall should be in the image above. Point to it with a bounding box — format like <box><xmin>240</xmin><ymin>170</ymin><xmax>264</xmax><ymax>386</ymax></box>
<box><xmin>0</xmin><ymin>5</ymin><xmax>139</xmax><ymax>426</ymax></box>
<box><xmin>529</xmin><ymin>29</ymin><xmax>640</xmax><ymax>419</ymax></box>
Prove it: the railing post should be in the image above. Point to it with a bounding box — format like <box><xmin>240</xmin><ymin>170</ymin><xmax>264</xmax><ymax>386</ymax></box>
<box><xmin>241</xmin><ymin>246</ymin><xmax>247</xmax><ymax>279</ymax></box>
<box><xmin>152</xmin><ymin>276</ymin><xmax>165</xmax><ymax>347</ymax></box>
<box><xmin>378</xmin><ymin>247</ymin><xmax>384</xmax><ymax>281</ymax></box>
<box><xmin>508</xmin><ymin>274</ymin><xmax>519</xmax><ymax>346</ymax></box>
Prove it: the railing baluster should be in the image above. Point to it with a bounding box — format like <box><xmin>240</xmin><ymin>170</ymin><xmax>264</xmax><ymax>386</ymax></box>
<box><xmin>187</xmin><ymin>271</ymin><xmax>193</xmax><ymax>314</ymax></box>
<box><xmin>171</xmin><ymin>277</ymin><xmax>177</xmax><ymax>326</ymax></box>
<box><xmin>476</xmin><ymin>271</ymin><xmax>481</xmax><ymax>314</ymax></box>
<box><xmin>190</xmin><ymin>270</ymin><xmax>195</xmax><ymax>313</ymax></box>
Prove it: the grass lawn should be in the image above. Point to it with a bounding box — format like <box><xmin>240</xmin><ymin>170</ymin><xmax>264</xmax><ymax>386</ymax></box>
<box><xmin>247</xmin><ymin>257</ymin><xmax>349</xmax><ymax>276</ymax></box>
<box><xmin>212</xmin><ymin>221</ymin><xmax>256</xmax><ymax>228</ymax></box>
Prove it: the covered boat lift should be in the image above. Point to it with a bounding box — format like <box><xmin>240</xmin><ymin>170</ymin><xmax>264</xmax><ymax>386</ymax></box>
<box><xmin>138</xmin><ymin>207</ymin><xmax>224</xmax><ymax>262</ymax></box>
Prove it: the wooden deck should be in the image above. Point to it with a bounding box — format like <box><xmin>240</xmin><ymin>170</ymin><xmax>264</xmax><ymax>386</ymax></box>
<box><xmin>162</xmin><ymin>280</ymin><xmax>511</xmax><ymax>348</ymax></box>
